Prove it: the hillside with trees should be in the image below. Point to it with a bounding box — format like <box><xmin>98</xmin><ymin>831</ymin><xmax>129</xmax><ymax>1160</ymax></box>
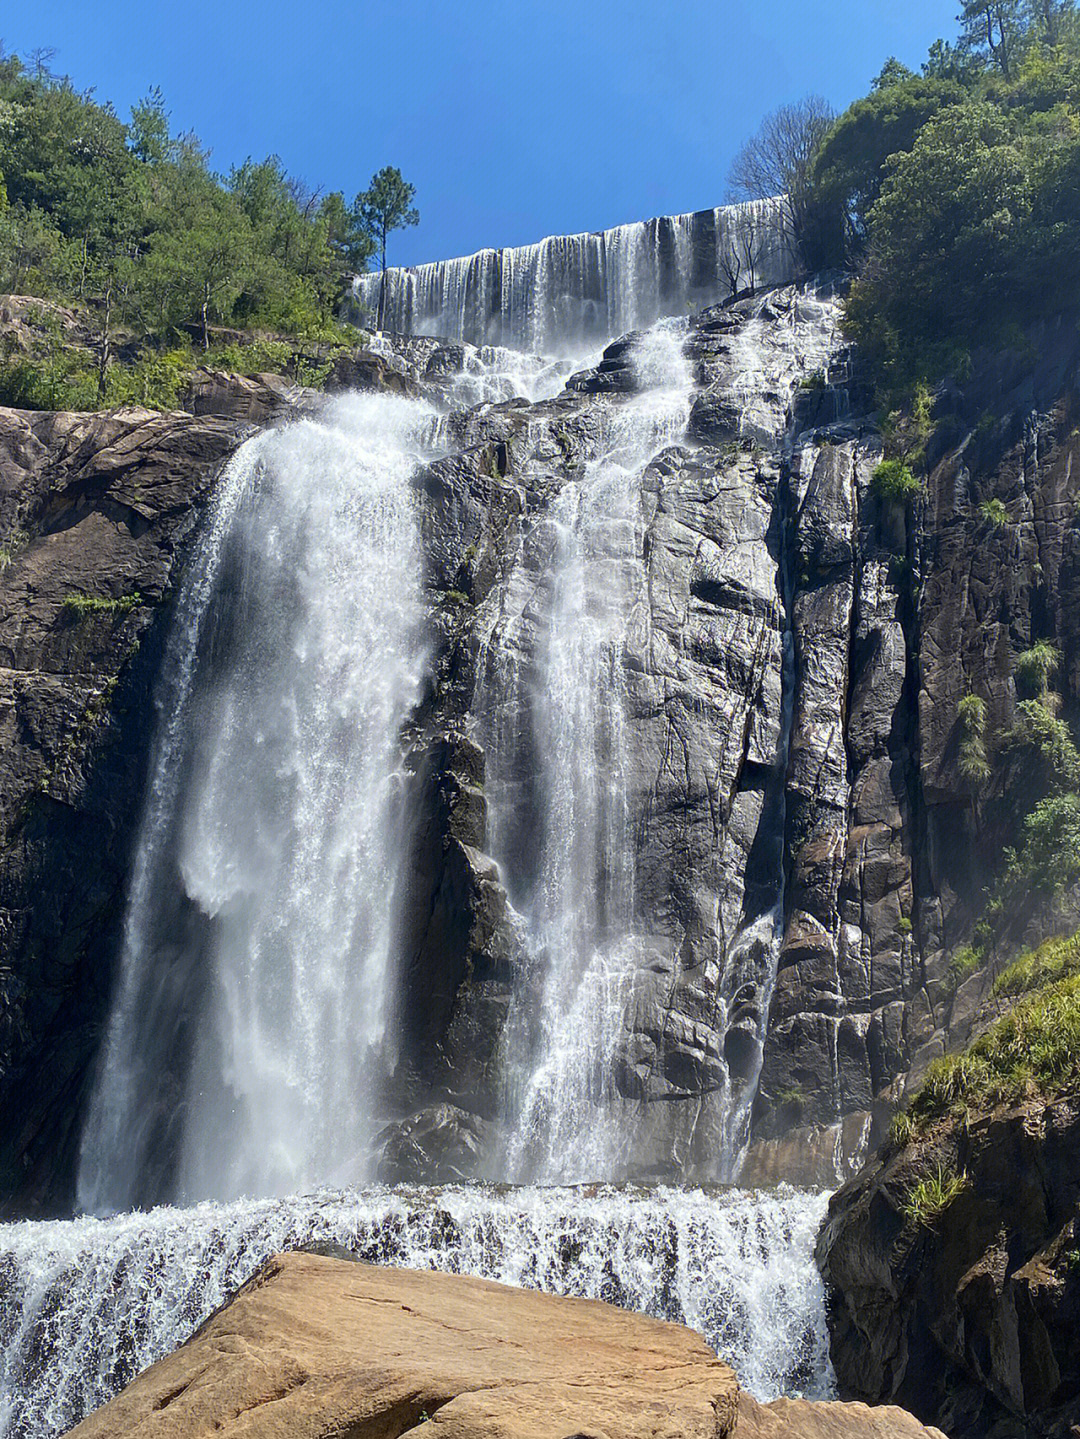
<box><xmin>733</xmin><ymin>0</ymin><xmax>1080</xmax><ymax>395</ymax></box>
<box><xmin>0</xmin><ymin>48</ymin><xmax>416</xmax><ymax>408</ymax></box>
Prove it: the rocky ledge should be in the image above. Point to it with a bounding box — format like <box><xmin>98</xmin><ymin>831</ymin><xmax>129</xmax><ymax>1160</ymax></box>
<box><xmin>68</xmin><ymin>1251</ymin><xmax>945</xmax><ymax>1439</ymax></box>
<box><xmin>818</xmin><ymin>1093</ymin><xmax>1080</xmax><ymax>1439</ymax></box>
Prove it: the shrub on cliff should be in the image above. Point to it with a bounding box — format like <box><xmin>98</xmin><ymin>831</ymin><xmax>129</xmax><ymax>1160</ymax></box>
<box><xmin>898</xmin><ymin>926</ymin><xmax>1080</xmax><ymax>1134</ymax></box>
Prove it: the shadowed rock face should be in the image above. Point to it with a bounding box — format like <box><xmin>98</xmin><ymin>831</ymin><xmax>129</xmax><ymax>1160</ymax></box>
<box><xmin>0</xmin><ymin>404</ymin><xmax>249</xmax><ymax>1215</ymax></box>
<box><xmin>818</xmin><ymin>1096</ymin><xmax>1080</xmax><ymax>1439</ymax></box>
<box><xmin>2</xmin><ymin>288</ymin><xmax>1080</xmax><ymax>1213</ymax></box>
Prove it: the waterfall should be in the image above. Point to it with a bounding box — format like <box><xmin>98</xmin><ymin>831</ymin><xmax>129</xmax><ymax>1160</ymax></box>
<box><xmin>78</xmin><ymin>393</ymin><xmax>438</xmax><ymax>1213</ymax></box>
<box><xmin>0</xmin><ymin>1183</ymin><xmax>833</xmax><ymax>1439</ymax></box>
<box><xmin>354</xmin><ymin>199</ymin><xmax>797</xmax><ymax>353</ymax></box>
<box><xmin>475</xmin><ymin>323</ymin><xmax>695</xmax><ymax>1182</ymax></box>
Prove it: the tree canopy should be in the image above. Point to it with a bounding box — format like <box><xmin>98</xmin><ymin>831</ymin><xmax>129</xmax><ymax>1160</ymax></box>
<box><xmin>0</xmin><ymin>47</ymin><xmax>416</xmax><ymax>400</ymax></box>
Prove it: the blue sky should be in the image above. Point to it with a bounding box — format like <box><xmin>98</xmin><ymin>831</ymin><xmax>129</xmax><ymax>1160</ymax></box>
<box><xmin>8</xmin><ymin>1</ymin><xmax>958</xmax><ymax>268</ymax></box>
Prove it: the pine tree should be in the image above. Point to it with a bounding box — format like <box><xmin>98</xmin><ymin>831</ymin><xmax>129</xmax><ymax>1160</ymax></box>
<box><xmin>353</xmin><ymin>167</ymin><xmax>419</xmax><ymax>329</ymax></box>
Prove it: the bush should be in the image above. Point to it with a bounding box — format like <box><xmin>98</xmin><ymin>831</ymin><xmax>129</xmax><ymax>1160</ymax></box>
<box><xmin>0</xmin><ymin>353</ymin><xmax>98</xmax><ymax>411</ymax></box>
<box><xmin>872</xmin><ymin>458</ymin><xmax>922</xmax><ymax>504</ymax></box>
<box><xmin>906</xmin><ymin>956</ymin><xmax>1080</xmax><ymax>1129</ymax></box>
<box><xmin>1003</xmin><ymin>793</ymin><xmax>1080</xmax><ymax>897</ymax></box>
<box><xmin>980</xmin><ymin>498</ymin><xmax>1008</xmax><ymax>527</ymax></box>
<box><xmin>1015</xmin><ymin>640</ymin><xmax>1060</xmax><ymax>700</ymax></box>
<box><xmin>993</xmin><ymin>931</ymin><xmax>1080</xmax><ymax>998</ymax></box>
<box><xmin>61</xmin><ymin>592</ymin><xmax>141</xmax><ymax>617</ymax></box>
<box><xmin>957</xmin><ymin>692</ymin><xmax>990</xmax><ymax>784</ymax></box>
<box><xmin>948</xmin><ymin>944</ymin><xmax>984</xmax><ymax>988</ymax></box>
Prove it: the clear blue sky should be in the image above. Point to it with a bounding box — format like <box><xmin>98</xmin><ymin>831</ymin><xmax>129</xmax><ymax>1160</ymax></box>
<box><xmin>7</xmin><ymin>1</ymin><xmax>958</xmax><ymax>268</ymax></box>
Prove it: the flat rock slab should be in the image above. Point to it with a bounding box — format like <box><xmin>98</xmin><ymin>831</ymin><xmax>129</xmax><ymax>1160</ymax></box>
<box><xmin>68</xmin><ymin>1250</ymin><xmax>740</xmax><ymax>1439</ymax></box>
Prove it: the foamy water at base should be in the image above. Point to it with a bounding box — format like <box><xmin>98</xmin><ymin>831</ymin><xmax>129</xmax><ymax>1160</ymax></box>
<box><xmin>0</xmin><ymin>1183</ymin><xmax>833</xmax><ymax>1437</ymax></box>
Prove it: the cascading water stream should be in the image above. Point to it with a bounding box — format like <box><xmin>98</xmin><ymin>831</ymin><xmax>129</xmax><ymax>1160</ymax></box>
<box><xmin>1</xmin><ymin>226</ymin><xmax>852</xmax><ymax>1436</ymax></box>
<box><xmin>0</xmin><ymin>1183</ymin><xmax>833</xmax><ymax>1439</ymax></box>
<box><xmin>476</xmin><ymin>324</ymin><xmax>696</xmax><ymax>1183</ymax></box>
<box><xmin>78</xmin><ymin>393</ymin><xmax>439</xmax><ymax>1213</ymax></box>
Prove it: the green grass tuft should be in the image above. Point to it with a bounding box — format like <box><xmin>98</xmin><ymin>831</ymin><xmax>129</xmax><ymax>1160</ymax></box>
<box><xmin>872</xmin><ymin>458</ymin><xmax>922</xmax><ymax>505</ymax></box>
<box><xmin>902</xmin><ymin>1164</ymin><xmax>968</xmax><ymax>1226</ymax></box>
<box><xmin>62</xmin><ymin>591</ymin><xmax>141</xmax><ymax>617</ymax></box>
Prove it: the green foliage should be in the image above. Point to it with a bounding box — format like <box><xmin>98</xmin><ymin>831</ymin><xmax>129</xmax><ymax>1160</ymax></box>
<box><xmin>354</xmin><ymin>166</ymin><xmax>420</xmax><ymax>326</ymax></box>
<box><xmin>958</xmin><ymin>692</ymin><xmax>992</xmax><ymax>784</ymax></box>
<box><xmin>0</xmin><ymin>528</ymin><xmax>28</xmax><ymax>570</ymax></box>
<box><xmin>902</xmin><ymin>1165</ymin><xmax>968</xmax><ymax>1226</ymax></box>
<box><xmin>1003</xmin><ymin>792</ymin><xmax>1080</xmax><ymax>895</ymax></box>
<box><xmin>888</xmin><ymin>1110</ymin><xmax>917</xmax><ymax>1148</ymax></box>
<box><xmin>903</xmin><ymin>934</ymin><xmax>1080</xmax><ymax>1131</ymax></box>
<box><xmin>1015</xmin><ymin>639</ymin><xmax>1061</xmax><ymax>698</ymax></box>
<box><xmin>949</xmin><ymin>944</ymin><xmax>986</xmax><ymax>987</ymax></box>
<box><xmin>993</xmin><ymin>929</ymin><xmax>1080</xmax><ymax>996</ymax></box>
<box><xmin>898</xmin><ymin>915</ymin><xmax>913</xmax><ymax>935</ymax></box>
<box><xmin>0</xmin><ymin>349</ymin><xmax>98</xmax><ymax>410</ymax></box>
<box><xmin>788</xmin><ymin>3</ymin><xmax>1080</xmax><ymax>388</ymax></box>
<box><xmin>872</xmin><ymin>458</ymin><xmax>922</xmax><ymax>503</ymax></box>
<box><xmin>775</xmin><ymin>1084</ymin><xmax>806</xmax><ymax>1110</ymax></box>
<box><xmin>62</xmin><ymin>591</ymin><xmax>141</xmax><ymax>617</ymax></box>
<box><xmin>998</xmin><ymin>698</ymin><xmax>1080</xmax><ymax>795</ymax></box>
<box><xmin>0</xmin><ymin>49</ymin><xmax>412</xmax><ymax>402</ymax></box>
<box><xmin>980</xmin><ymin>497</ymin><xmax>1009</xmax><ymax>527</ymax></box>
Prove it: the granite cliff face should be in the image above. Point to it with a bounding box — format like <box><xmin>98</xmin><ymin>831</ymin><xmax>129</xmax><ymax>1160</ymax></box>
<box><xmin>1</xmin><ymin>285</ymin><xmax>1079</xmax><ymax>1213</ymax></box>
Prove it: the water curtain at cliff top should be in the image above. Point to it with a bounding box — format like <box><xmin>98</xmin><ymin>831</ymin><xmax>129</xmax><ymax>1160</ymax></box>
<box><xmin>354</xmin><ymin>198</ymin><xmax>796</xmax><ymax>353</ymax></box>
<box><xmin>0</xmin><ymin>1183</ymin><xmax>833</xmax><ymax>1438</ymax></box>
<box><xmin>78</xmin><ymin>393</ymin><xmax>438</xmax><ymax>1213</ymax></box>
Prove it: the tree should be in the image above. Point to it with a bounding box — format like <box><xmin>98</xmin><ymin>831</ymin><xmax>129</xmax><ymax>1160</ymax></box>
<box><xmin>811</xmin><ymin>75</ymin><xmax>965</xmax><ymax>259</ymax></box>
<box><xmin>139</xmin><ymin>175</ymin><xmax>254</xmax><ymax>348</ymax></box>
<box><xmin>319</xmin><ymin>190</ymin><xmax>375</xmax><ymax>272</ymax></box>
<box><xmin>845</xmin><ymin>101</ymin><xmax>1033</xmax><ymax>362</ymax></box>
<box><xmin>727</xmin><ymin>96</ymin><xmax>836</xmax><ymax>268</ymax></box>
<box><xmin>353</xmin><ymin>166</ymin><xmax>418</xmax><ymax>328</ymax></box>
<box><xmin>719</xmin><ymin>208</ymin><xmax>763</xmax><ymax>297</ymax></box>
<box><xmin>959</xmin><ymin>0</ymin><xmax>1023</xmax><ymax>75</ymax></box>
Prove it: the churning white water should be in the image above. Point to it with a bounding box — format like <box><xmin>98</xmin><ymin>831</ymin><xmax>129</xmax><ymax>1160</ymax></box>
<box><xmin>0</xmin><ymin>1183</ymin><xmax>833</xmax><ymax>1438</ymax></box>
<box><xmin>355</xmin><ymin>198</ymin><xmax>797</xmax><ymax>353</ymax></box>
<box><xmin>78</xmin><ymin>393</ymin><xmax>439</xmax><ymax>1213</ymax></box>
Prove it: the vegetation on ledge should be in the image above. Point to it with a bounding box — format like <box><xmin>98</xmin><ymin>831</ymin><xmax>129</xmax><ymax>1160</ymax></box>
<box><xmin>890</xmin><ymin>927</ymin><xmax>1080</xmax><ymax>1145</ymax></box>
<box><xmin>0</xmin><ymin>48</ymin><xmax>418</xmax><ymax>409</ymax></box>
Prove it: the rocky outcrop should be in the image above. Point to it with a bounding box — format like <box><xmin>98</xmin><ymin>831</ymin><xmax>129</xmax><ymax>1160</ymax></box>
<box><xmin>68</xmin><ymin>1249</ymin><xmax>741</xmax><ymax>1439</ymax></box>
<box><xmin>0</xmin><ymin>404</ymin><xmax>252</xmax><ymax>1215</ymax></box>
<box><xmin>67</xmin><ymin>1250</ymin><xmax>945</xmax><ymax>1439</ymax></box>
<box><xmin>817</xmin><ymin>1095</ymin><xmax>1080</xmax><ymax>1438</ymax></box>
<box><xmin>738</xmin><ymin>1392</ymin><xmax>947</xmax><ymax>1438</ymax></box>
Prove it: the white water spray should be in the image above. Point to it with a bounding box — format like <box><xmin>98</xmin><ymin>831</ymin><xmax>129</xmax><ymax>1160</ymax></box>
<box><xmin>355</xmin><ymin>199</ymin><xmax>797</xmax><ymax>353</ymax></box>
<box><xmin>0</xmin><ymin>1183</ymin><xmax>833</xmax><ymax>1439</ymax></box>
<box><xmin>78</xmin><ymin>393</ymin><xmax>438</xmax><ymax>1212</ymax></box>
<box><xmin>475</xmin><ymin>323</ymin><xmax>694</xmax><ymax>1182</ymax></box>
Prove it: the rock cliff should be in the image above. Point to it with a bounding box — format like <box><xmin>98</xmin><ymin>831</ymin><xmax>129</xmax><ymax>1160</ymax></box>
<box><xmin>818</xmin><ymin>1093</ymin><xmax>1080</xmax><ymax>1439</ymax></box>
<box><xmin>1</xmin><ymin>287</ymin><xmax>1079</xmax><ymax>1211</ymax></box>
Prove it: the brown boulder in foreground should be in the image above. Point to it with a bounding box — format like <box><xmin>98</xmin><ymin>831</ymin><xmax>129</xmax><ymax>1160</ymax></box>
<box><xmin>738</xmin><ymin>1392</ymin><xmax>948</xmax><ymax>1438</ymax></box>
<box><xmin>68</xmin><ymin>1251</ymin><xmax>949</xmax><ymax>1439</ymax></box>
<box><xmin>68</xmin><ymin>1249</ymin><xmax>738</xmax><ymax>1439</ymax></box>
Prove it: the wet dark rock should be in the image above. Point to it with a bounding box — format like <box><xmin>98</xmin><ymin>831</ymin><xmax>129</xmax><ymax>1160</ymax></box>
<box><xmin>0</xmin><ymin>404</ymin><xmax>245</xmax><ymax>1216</ymax></box>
